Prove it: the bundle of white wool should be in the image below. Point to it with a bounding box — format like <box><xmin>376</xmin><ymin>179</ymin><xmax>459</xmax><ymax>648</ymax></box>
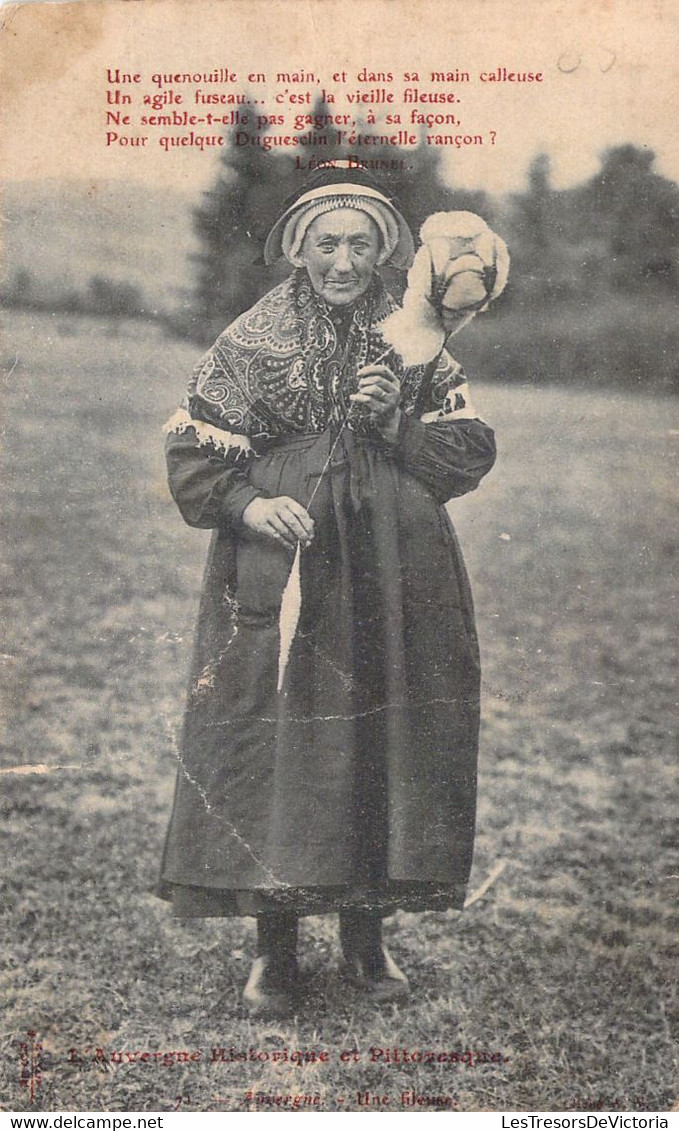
<box><xmin>378</xmin><ymin>210</ymin><xmax>510</xmax><ymax>365</ymax></box>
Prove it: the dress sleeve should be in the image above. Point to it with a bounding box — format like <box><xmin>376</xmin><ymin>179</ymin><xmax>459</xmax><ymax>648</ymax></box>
<box><xmin>163</xmin><ymin>409</ymin><xmax>265</xmax><ymax>530</ymax></box>
<box><xmin>392</xmin><ymin>348</ymin><xmax>496</xmax><ymax>504</ymax></box>
<box><xmin>393</xmin><ymin>414</ymin><xmax>496</xmax><ymax>504</ymax></box>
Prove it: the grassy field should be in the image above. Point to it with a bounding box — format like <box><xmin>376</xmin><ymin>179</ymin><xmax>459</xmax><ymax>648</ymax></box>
<box><xmin>1</xmin><ymin>309</ymin><xmax>676</xmax><ymax>1113</ymax></box>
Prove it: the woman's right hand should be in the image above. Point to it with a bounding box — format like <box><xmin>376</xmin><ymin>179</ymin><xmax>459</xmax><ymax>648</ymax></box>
<box><xmin>241</xmin><ymin>496</ymin><xmax>315</xmax><ymax>550</ymax></box>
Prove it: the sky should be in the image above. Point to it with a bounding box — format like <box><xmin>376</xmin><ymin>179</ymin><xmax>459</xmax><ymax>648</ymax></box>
<box><xmin>1</xmin><ymin>0</ymin><xmax>678</xmax><ymax>197</ymax></box>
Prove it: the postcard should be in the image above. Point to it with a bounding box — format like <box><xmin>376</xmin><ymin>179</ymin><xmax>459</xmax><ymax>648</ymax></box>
<box><xmin>1</xmin><ymin>0</ymin><xmax>677</xmax><ymax>1115</ymax></box>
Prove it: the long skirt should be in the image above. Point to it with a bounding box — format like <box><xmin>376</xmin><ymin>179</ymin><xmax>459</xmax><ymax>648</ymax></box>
<box><xmin>158</xmin><ymin>429</ymin><xmax>481</xmax><ymax>917</ymax></box>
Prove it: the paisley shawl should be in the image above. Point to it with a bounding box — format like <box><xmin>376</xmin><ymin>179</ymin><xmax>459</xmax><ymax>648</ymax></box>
<box><xmin>165</xmin><ymin>269</ymin><xmax>472</xmax><ymax>460</ymax></box>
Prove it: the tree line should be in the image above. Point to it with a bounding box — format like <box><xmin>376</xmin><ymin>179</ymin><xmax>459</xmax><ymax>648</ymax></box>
<box><xmin>184</xmin><ymin>103</ymin><xmax>679</xmax><ymax>345</ymax></box>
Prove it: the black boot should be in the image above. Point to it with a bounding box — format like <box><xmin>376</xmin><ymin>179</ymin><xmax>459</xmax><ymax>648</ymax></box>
<box><xmin>242</xmin><ymin>911</ymin><xmax>299</xmax><ymax>1017</ymax></box>
<box><xmin>339</xmin><ymin>909</ymin><xmax>409</xmax><ymax>1003</ymax></box>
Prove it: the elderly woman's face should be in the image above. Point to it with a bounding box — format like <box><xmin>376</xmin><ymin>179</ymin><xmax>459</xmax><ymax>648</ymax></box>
<box><xmin>300</xmin><ymin>208</ymin><xmax>381</xmax><ymax>305</ymax></box>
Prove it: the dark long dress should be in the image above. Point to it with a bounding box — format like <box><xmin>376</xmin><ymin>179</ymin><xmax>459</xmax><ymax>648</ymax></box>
<box><xmin>158</xmin><ymin>280</ymin><xmax>496</xmax><ymax>918</ymax></box>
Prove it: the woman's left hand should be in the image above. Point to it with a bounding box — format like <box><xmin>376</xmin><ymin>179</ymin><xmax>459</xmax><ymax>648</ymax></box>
<box><xmin>351</xmin><ymin>365</ymin><xmax>402</xmax><ymax>443</ymax></box>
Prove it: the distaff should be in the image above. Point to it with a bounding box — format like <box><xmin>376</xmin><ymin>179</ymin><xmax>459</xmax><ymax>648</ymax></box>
<box><xmin>275</xmin><ymin>208</ymin><xmax>509</xmax><ymax>690</ymax></box>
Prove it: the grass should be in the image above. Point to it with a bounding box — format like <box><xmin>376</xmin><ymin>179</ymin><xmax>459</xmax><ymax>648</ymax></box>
<box><xmin>0</xmin><ymin>309</ymin><xmax>676</xmax><ymax>1112</ymax></box>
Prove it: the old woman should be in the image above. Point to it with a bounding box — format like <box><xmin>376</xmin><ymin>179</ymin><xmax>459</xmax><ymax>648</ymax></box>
<box><xmin>158</xmin><ymin>161</ymin><xmax>497</xmax><ymax>1015</ymax></box>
